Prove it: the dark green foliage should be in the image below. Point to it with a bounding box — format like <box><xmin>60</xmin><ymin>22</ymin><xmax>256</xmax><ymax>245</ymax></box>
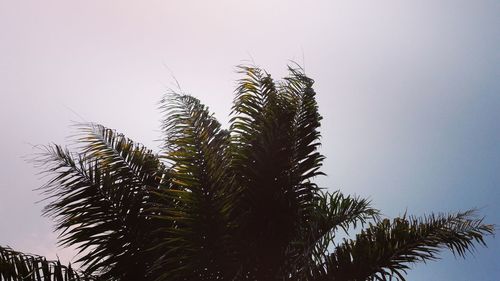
<box><xmin>37</xmin><ymin>125</ymin><xmax>166</xmax><ymax>281</ymax></box>
<box><xmin>1</xmin><ymin>65</ymin><xmax>494</xmax><ymax>281</ymax></box>
<box><xmin>315</xmin><ymin>210</ymin><xmax>493</xmax><ymax>281</ymax></box>
<box><xmin>0</xmin><ymin>246</ymin><xmax>94</xmax><ymax>281</ymax></box>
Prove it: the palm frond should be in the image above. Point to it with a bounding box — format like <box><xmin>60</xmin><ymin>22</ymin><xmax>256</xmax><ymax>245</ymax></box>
<box><xmin>37</xmin><ymin>124</ymin><xmax>165</xmax><ymax>280</ymax></box>
<box><xmin>160</xmin><ymin>92</ymin><xmax>230</xmax><ymax>191</ymax></box>
<box><xmin>153</xmin><ymin>92</ymin><xmax>233</xmax><ymax>280</ymax></box>
<box><xmin>230</xmin><ymin>66</ymin><xmax>274</xmax><ymax>138</ymax></box>
<box><xmin>228</xmin><ymin>65</ymin><xmax>327</xmax><ymax>279</ymax></box>
<box><xmin>316</xmin><ymin>210</ymin><xmax>494</xmax><ymax>281</ymax></box>
<box><xmin>0</xmin><ymin>246</ymin><xmax>95</xmax><ymax>281</ymax></box>
<box><xmin>77</xmin><ymin>123</ymin><xmax>165</xmax><ymax>189</ymax></box>
<box><xmin>281</xmin><ymin>65</ymin><xmax>324</xmax><ymax>185</ymax></box>
<box><xmin>315</xmin><ymin>191</ymin><xmax>378</xmax><ymax>260</ymax></box>
<box><xmin>288</xmin><ymin>191</ymin><xmax>379</xmax><ymax>280</ymax></box>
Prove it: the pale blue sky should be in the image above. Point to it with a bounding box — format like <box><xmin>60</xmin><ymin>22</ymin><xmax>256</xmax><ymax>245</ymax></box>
<box><xmin>0</xmin><ymin>1</ymin><xmax>498</xmax><ymax>280</ymax></box>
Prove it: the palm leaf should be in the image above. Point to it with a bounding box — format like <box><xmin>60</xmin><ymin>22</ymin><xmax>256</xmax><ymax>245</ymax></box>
<box><xmin>316</xmin><ymin>210</ymin><xmax>494</xmax><ymax>281</ymax></box>
<box><xmin>288</xmin><ymin>190</ymin><xmax>379</xmax><ymax>280</ymax></box>
<box><xmin>228</xmin><ymin>65</ymin><xmax>327</xmax><ymax>279</ymax></box>
<box><xmin>152</xmin><ymin>92</ymin><xmax>233</xmax><ymax>281</ymax></box>
<box><xmin>37</xmin><ymin>124</ymin><xmax>165</xmax><ymax>280</ymax></box>
<box><xmin>0</xmin><ymin>246</ymin><xmax>95</xmax><ymax>281</ymax></box>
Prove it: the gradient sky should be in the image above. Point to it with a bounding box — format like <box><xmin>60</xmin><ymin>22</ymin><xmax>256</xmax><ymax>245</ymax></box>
<box><xmin>1</xmin><ymin>1</ymin><xmax>498</xmax><ymax>280</ymax></box>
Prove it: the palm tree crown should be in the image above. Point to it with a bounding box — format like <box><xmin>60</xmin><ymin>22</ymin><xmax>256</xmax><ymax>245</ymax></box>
<box><xmin>0</xmin><ymin>65</ymin><xmax>494</xmax><ymax>281</ymax></box>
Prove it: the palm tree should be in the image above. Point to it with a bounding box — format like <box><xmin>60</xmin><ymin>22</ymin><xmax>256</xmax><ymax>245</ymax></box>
<box><xmin>0</xmin><ymin>65</ymin><xmax>494</xmax><ymax>281</ymax></box>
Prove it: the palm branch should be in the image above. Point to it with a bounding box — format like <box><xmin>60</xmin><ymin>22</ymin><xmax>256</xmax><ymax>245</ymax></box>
<box><xmin>314</xmin><ymin>210</ymin><xmax>494</xmax><ymax>281</ymax></box>
<box><xmin>0</xmin><ymin>246</ymin><xmax>94</xmax><ymax>281</ymax></box>
<box><xmin>36</xmin><ymin>124</ymin><xmax>166</xmax><ymax>281</ymax></box>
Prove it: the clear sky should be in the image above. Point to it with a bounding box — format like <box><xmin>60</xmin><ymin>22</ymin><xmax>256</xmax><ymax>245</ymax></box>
<box><xmin>0</xmin><ymin>1</ymin><xmax>498</xmax><ymax>280</ymax></box>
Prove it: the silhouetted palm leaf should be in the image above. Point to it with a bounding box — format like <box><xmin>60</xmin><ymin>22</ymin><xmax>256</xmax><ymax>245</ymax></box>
<box><xmin>37</xmin><ymin>124</ymin><xmax>165</xmax><ymax>280</ymax></box>
<box><xmin>314</xmin><ymin>210</ymin><xmax>494</xmax><ymax>281</ymax></box>
<box><xmin>0</xmin><ymin>246</ymin><xmax>94</xmax><ymax>281</ymax></box>
<box><xmin>153</xmin><ymin>93</ymin><xmax>233</xmax><ymax>280</ymax></box>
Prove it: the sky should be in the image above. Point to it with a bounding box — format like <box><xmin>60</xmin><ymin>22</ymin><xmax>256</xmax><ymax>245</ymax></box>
<box><xmin>0</xmin><ymin>0</ymin><xmax>498</xmax><ymax>280</ymax></box>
